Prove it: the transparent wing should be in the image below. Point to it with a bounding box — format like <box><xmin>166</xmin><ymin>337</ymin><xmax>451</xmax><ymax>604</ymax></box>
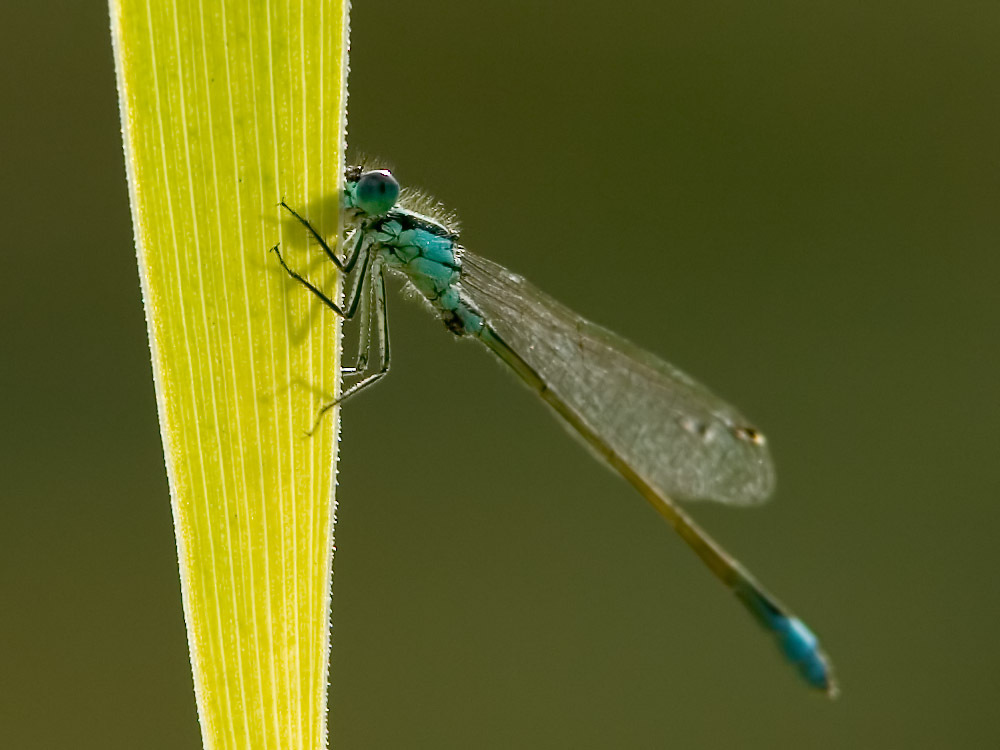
<box><xmin>460</xmin><ymin>251</ymin><xmax>775</xmax><ymax>505</ymax></box>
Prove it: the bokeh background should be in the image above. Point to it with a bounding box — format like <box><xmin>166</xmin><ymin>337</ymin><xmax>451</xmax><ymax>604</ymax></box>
<box><xmin>2</xmin><ymin>1</ymin><xmax>998</xmax><ymax>747</ymax></box>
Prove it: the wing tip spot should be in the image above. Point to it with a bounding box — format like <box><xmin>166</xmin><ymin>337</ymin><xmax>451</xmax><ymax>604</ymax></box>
<box><xmin>733</xmin><ymin>425</ymin><xmax>766</xmax><ymax>446</ymax></box>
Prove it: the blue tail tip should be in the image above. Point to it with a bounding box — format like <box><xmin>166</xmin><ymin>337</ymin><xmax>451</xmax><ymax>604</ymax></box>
<box><xmin>775</xmin><ymin>616</ymin><xmax>839</xmax><ymax>698</ymax></box>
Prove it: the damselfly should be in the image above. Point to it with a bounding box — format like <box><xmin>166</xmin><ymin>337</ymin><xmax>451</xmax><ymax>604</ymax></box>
<box><xmin>271</xmin><ymin>165</ymin><xmax>837</xmax><ymax>696</ymax></box>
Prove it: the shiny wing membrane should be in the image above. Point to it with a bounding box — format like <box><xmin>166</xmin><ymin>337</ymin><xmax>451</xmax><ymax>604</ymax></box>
<box><xmin>460</xmin><ymin>251</ymin><xmax>775</xmax><ymax>505</ymax></box>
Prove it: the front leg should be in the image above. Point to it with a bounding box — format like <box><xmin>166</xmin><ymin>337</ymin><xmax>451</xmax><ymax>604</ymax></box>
<box><xmin>278</xmin><ymin>200</ymin><xmax>348</xmax><ymax>270</ymax></box>
<box><xmin>270</xmin><ymin>239</ymin><xmax>373</xmax><ymax>320</ymax></box>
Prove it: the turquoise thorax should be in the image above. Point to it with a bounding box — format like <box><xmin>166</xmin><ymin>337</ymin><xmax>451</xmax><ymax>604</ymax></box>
<box><xmin>365</xmin><ymin>207</ymin><xmax>484</xmax><ymax>335</ymax></box>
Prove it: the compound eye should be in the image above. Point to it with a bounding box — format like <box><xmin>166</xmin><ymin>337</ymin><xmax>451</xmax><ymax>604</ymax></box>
<box><xmin>354</xmin><ymin>169</ymin><xmax>400</xmax><ymax>215</ymax></box>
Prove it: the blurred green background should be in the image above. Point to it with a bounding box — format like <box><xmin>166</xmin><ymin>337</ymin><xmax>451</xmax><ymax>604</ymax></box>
<box><xmin>2</xmin><ymin>1</ymin><xmax>998</xmax><ymax>747</ymax></box>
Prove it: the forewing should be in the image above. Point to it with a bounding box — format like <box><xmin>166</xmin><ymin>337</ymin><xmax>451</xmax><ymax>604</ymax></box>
<box><xmin>460</xmin><ymin>251</ymin><xmax>775</xmax><ymax>504</ymax></box>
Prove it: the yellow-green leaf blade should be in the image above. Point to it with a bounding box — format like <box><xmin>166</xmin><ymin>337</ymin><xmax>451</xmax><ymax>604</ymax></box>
<box><xmin>110</xmin><ymin>1</ymin><xmax>348</xmax><ymax>747</ymax></box>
